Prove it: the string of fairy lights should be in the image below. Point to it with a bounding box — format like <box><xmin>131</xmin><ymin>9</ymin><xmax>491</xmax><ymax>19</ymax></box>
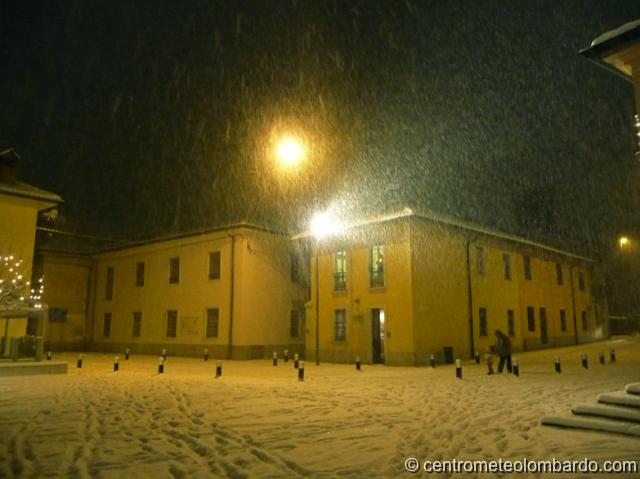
<box><xmin>635</xmin><ymin>114</ymin><xmax>640</xmax><ymax>163</ymax></box>
<box><xmin>0</xmin><ymin>255</ymin><xmax>45</xmax><ymax>309</ymax></box>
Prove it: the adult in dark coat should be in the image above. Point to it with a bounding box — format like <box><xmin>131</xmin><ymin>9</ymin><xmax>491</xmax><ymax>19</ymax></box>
<box><xmin>495</xmin><ymin>329</ymin><xmax>512</xmax><ymax>373</ymax></box>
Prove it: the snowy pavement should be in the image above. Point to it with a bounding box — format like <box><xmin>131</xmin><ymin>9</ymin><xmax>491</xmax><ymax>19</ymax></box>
<box><xmin>0</xmin><ymin>337</ymin><xmax>639</xmax><ymax>478</ymax></box>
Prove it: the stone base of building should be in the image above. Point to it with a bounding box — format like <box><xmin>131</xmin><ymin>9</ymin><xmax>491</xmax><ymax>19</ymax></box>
<box><xmin>88</xmin><ymin>342</ymin><xmax>304</xmax><ymax>360</ymax></box>
<box><xmin>0</xmin><ymin>360</ymin><xmax>68</xmax><ymax>377</ymax></box>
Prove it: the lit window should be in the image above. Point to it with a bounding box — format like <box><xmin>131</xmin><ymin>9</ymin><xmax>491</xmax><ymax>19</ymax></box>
<box><xmin>334</xmin><ymin>250</ymin><xmax>347</xmax><ymax>291</ymax></box>
<box><xmin>370</xmin><ymin>245</ymin><xmax>385</xmax><ymax>288</ymax></box>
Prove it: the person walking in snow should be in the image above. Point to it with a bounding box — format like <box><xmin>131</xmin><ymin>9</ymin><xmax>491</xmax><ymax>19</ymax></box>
<box><xmin>495</xmin><ymin>329</ymin><xmax>512</xmax><ymax>373</ymax></box>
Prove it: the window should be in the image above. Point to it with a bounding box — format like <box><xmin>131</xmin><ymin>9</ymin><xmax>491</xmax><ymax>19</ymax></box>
<box><xmin>334</xmin><ymin>309</ymin><xmax>347</xmax><ymax>341</ymax></box>
<box><xmin>290</xmin><ymin>253</ymin><xmax>300</xmax><ymax>283</ymax></box>
<box><xmin>507</xmin><ymin>310</ymin><xmax>515</xmax><ymax>336</ymax></box>
<box><xmin>48</xmin><ymin>308</ymin><xmax>67</xmax><ymax>323</ymax></box>
<box><xmin>136</xmin><ymin>262</ymin><xmax>145</xmax><ymax>287</ymax></box>
<box><xmin>523</xmin><ymin>256</ymin><xmax>532</xmax><ymax>280</ymax></box>
<box><xmin>132</xmin><ymin>311</ymin><xmax>142</xmax><ymax>338</ymax></box>
<box><xmin>103</xmin><ymin>313</ymin><xmax>112</xmax><ymax>337</ymax></box>
<box><xmin>478</xmin><ymin>307</ymin><xmax>487</xmax><ymax>336</ymax></box>
<box><xmin>559</xmin><ymin>309</ymin><xmax>567</xmax><ymax>332</ymax></box>
<box><xmin>476</xmin><ymin>247</ymin><xmax>485</xmax><ymax>276</ymax></box>
<box><xmin>334</xmin><ymin>250</ymin><xmax>347</xmax><ymax>291</ymax></box>
<box><xmin>581</xmin><ymin>310</ymin><xmax>588</xmax><ymax>331</ymax></box>
<box><xmin>527</xmin><ymin>306</ymin><xmax>535</xmax><ymax>332</ymax></box>
<box><xmin>208</xmin><ymin>252</ymin><xmax>221</xmax><ymax>280</ymax></box>
<box><xmin>166</xmin><ymin>310</ymin><xmax>178</xmax><ymax>337</ymax></box>
<box><xmin>105</xmin><ymin>266</ymin><xmax>114</xmax><ymax>300</ymax></box>
<box><xmin>290</xmin><ymin>310</ymin><xmax>300</xmax><ymax>338</ymax></box>
<box><xmin>370</xmin><ymin>245</ymin><xmax>385</xmax><ymax>288</ymax></box>
<box><xmin>503</xmin><ymin>253</ymin><xmax>511</xmax><ymax>280</ymax></box>
<box><xmin>169</xmin><ymin>257</ymin><xmax>180</xmax><ymax>284</ymax></box>
<box><xmin>206</xmin><ymin>308</ymin><xmax>219</xmax><ymax>338</ymax></box>
<box><xmin>555</xmin><ymin>263</ymin><xmax>563</xmax><ymax>286</ymax></box>
<box><xmin>578</xmin><ymin>271</ymin><xmax>585</xmax><ymax>291</ymax></box>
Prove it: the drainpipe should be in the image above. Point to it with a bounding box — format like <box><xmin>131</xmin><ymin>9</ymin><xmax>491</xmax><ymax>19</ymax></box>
<box><xmin>569</xmin><ymin>265</ymin><xmax>578</xmax><ymax>345</ymax></box>
<box><xmin>227</xmin><ymin>234</ymin><xmax>237</xmax><ymax>360</ymax></box>
<box><xmin>465</xmin><ymin>238</ymin><xmax>475</xmax><ymax>359</ymax></box>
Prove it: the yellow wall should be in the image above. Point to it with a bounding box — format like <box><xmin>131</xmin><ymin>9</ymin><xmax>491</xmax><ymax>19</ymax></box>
<box><xmin>306</xmin><ymin>216</ymin><xmax>603</xmax><ymax>366</ymax></box>
<box><xmin>37</xmin><ymin>252</ymin><xmax>93</xmax><ymax>349</ymax></box>
<box><xmin>91</xmin><ymin>227</ymin><xmax>306</xmax><ymax>358</ymax></box>
<box><xmin>306</xmin><ymin>221</ymin><xmax>414</xmax><ymax>364</ymax></box>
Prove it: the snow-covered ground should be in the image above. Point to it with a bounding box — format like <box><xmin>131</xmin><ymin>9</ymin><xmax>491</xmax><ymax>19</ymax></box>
<box><xmin>0</xmin><ymin>337</ymin><xmax>639</xmax><ymax>478</ymax></box>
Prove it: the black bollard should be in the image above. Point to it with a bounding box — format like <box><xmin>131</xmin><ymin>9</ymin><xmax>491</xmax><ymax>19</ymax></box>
<box><xmin>215</xmin><ymin>360</ymin><xmax>222</xmax><ymax>377</ymax></box>
<box><xmin>77</xmin><ymin>354</ymin><xmax>83</xmax><ymax>368</ymax></box>
<box><xmin>581</xmin><ymin>354</ymin><xmax>588</xmax><ymax>369</ymax></box>
<box><xmin>355</xmin><ymin>356</ymin><xmax>361</xmax><ymax>371</ymax></box>
<box><xmin>475</xmin><ymin>351</ymin><xmax>480</xmax><ymax>364</ymax></box>
<box><xmin>114</xmin><ymin>356</ymin><xmax>120</xmax><ymax>372</ymax></box>
<box><xmin>430</xmin><ymin>354</ymin><xmax>436</xmax><ymax>368</ymax></box>
<box><xmin>599</xmin><ymin>352</ymin><xmax>605</xmax><ymax>365</ymax></box>
<box><xmin>554</xmin><ymin>355</ymin><xmax>561</xmax><ymax>374</ymax></box>
<box><xmin>284</xmin><ymin>349</ymin><xmax>289</xmax><ymax>363</ymax></box>
<box><xmin>273</xmin><ymin>351</ymin><xmax>278</xmax><ymax>366</ymax></box>
<box><xmin>47</xmin><ymin>351</ymin><xmax>52</xmax><ymax>361</ymax></box>
<box><xmin>512</xmin><ymin>357</ymin><xmax>520</xmax><ymax>377</ymax></box>
<box><xmin>125</xmin><ymin>348</ymin><xmax>130</xmax><ymax>360</ymax></box>
<box><xmin>161</xmin><ymin>348</ymin><xmax>167</xmax><ymax>361</ymax></box>
<box><xmin>294</xmin><ymin>353</ymin><xmax>299</xmax><ymax>369</ymax></box>
<box><xmin>204</xmin><ymin>348</ymin><xmax>209</xmax><ymax>361</ymax></box>
<box><xmin>455</xmin><ymin>359</ymin><xmax>462</xmax><ymax>379</ymax></box>
<box><xmin>158</xmin><ymin>357</ymin><xmax>164</xmax><ymax>374</ymax></box>
<box><xmin>298</xmin><ymin>361</ymin><xmax>305</xmax><ymax>381</ymax></box>
<box><xmin>610</xmin><ymin>349</ymin><xmax>616</xmax><ymax>363</ymax></box>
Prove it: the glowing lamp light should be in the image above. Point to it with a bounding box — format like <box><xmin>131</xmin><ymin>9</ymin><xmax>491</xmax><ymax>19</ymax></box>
<box><xmin>619</xmin><ymin>236</ymin><xmax>629</xmax><ymax>247</ymax></box>
<box><xmin>276</xmin><ymin>137</ymin><xmax>306</xmax><ymax>168</ymax></box>
<box><xmin>310</xmin><ymin>212</ymin><xmax>342</xmax><ymax>239</ymax></box>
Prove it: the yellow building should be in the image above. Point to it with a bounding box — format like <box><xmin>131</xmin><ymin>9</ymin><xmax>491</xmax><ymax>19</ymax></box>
<box><xmin>299</xmin><ymin>209</ymin><xmax>606</xmax><ymax>366</ymax></box>
<box><xmin>38</xmin><ymin>224</ymin><xmax>308</xmax><ymax>359</ymax></box>
<box><xmin>0</xmin><ymin>148</ymin><xmax>61</xmax><ymax>355</ymax></box>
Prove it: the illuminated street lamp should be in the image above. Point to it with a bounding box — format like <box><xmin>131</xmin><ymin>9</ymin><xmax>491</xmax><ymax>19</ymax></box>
<box><xmin>275</xmin><ymin>136</ymin><xmax>306</xmax><ymax>170</ymax></box>
<box><xmin>618</xmin><ymin>236</ymin><xmax>630</xmax><ymax>248</ymax></box>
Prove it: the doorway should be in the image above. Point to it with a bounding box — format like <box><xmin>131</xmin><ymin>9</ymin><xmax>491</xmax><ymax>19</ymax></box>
<box><xmin>539</xmin><ymin>307</ymin><xmax>548</xmax><ymax>345</ymax></box>
<box><xmin>372</xmin><ymin>308</ymin><xmax>386</xmax><ymax>364</ymax></box>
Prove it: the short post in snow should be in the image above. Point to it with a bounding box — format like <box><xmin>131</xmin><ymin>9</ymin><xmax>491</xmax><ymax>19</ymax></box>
<box><xmin>512</xmin><ymin>357</ymin><xmax>519</xmax><ymax>377</ymax></box>
<box><xmin>610</xmin><ymin>349</ymin><xmax>616</xmax><ymax>363</ymax></box>
<box><xmin>294</xmin><ymin>353</ymin><xmax>299</xmax><ymax>369</ymax></box>
<box><xmin>158</xmin><ymin>357</ymin><xmax>165</xmax><ymax>374</ymax></box>
<box><xmin>474</xmin><ymin>350</ymin><xmax>480</xmax><ymax>364</ymax></box>
<box><xmin>125</xmin><ymin>348</ymin><xmax>130</xmax><ymax>360</ymax></box>
<box><xmin>272</xmin><ymin>351</ymin><xmax>278</xmax><ymax>366</ymax></box>
<box><xmin>77</xmin><ymin>354</ymin><xmax>83</xmax><ymax>368</ymax></box>
<box><xmin>355</xmin><ymin>356</ymin><xmax>362</xmax><ymax>371</ymax></box>
<box><xmin>204</xmin><ymin>348</ymin><xmax>209</xmax><ymax>361</ymax></box>
<box><xmin>215</xmin><ymin>360</ymin><xmax>222</xmax><ymax>378</ymax></box>
<box><xmin>298</xmin><ymin>361</ymin><xmax>305</xmax><ymax>381</ymax></box>
<box><xmin>284</xmin><ymin>349</ymin><xmax>289</xmax><ymax>363</ymax></box>
<box><xmin>113</xmin><ymin>356</ymin><xmax>120</xmax><ymax>372</ymax></box>
<box><xmin>455</xmin><ymin>359</ymin><xmax>462</xmax><ymax>379</ymax></box>
<box><xmin>581</xmin><ymin>354</ymin><xmax>588</xmax><ymax>369</ymax></box>
<box><xmin>554</xmin><ymin>355</ymin><xmax>561</xmax><ymax>374</ymax></box>
<box><xmin>162</xmin><ymin>348</ymin><xmax>167</xmax><ymax>361</ymax></box>
<box><xmin>429</xmin><ymin>354</ymin><xmax>436</xmax><ymax>368</ymax></box>
<box><xmin>47</xmin><ymin>351</ymin><xmax>52</xmax><ymax>361</ymax></box>
<box><xmin>598</xmin><ymin>352</ymin><xmax>605</xmax><ymax>365</ymax></box>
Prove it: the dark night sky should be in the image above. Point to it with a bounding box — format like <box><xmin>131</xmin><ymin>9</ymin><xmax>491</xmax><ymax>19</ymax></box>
<box><xmin>1</xmin><ymin>0</ymin><xmax>640</xmax><ymax>253</ymax></box>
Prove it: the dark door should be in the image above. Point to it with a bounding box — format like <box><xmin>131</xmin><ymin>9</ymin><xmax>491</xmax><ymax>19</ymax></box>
<box><xmin>372</xmin><ymin>308</ymin><xmax>386</xmax><ymax>363</ymax></box>
<box><xmin>539</xmin><ymin>307</ymin><xmax>548</xmax><ymax>344</ymax></box>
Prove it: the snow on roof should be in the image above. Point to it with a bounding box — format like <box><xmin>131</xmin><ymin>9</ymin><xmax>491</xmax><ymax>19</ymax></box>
<box><xmin>293</xmin><ymin>207</ymin><xmax>594</xmax><ymax>263</ymax></box>
<box><xmin>588</xmin><ymin>19</ymin><xmax>640</xmax><ymax>49</ymax></box>
<box><xmin>0</xmin><ymin>180</ymin><xmax>62</xmax><ymax>206</ymax></box>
